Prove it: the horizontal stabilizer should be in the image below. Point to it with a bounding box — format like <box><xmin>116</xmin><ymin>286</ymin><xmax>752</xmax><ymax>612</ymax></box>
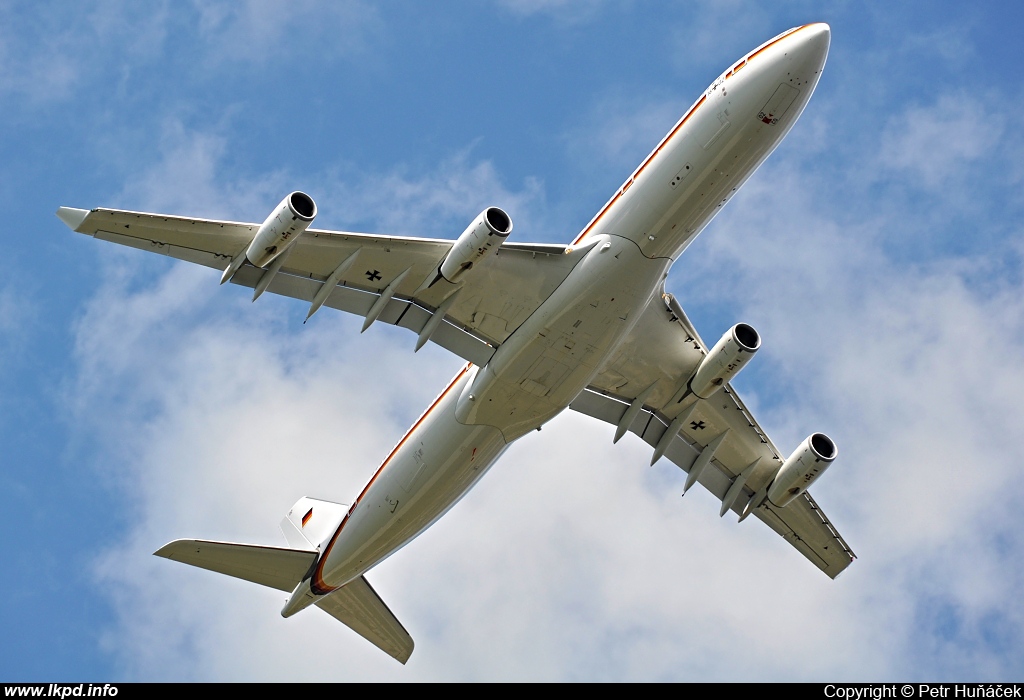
<box><xmin>154</xmin><ymin>539</ymin><xmax>317</xmax><ymax>592</ymax></box>
<box><xmin>316</xmin><ymin>576</ymin><xmax>415</xmax><ymax>664</ymax></box>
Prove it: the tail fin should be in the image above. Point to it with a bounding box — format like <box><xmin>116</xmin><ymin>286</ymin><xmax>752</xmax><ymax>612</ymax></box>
<box><xmin>280</xmin><ymin>496</ymin><xmax>350</xmax><ymax>550</ymax></box>
<box><xmin>154</xmin><ymin>496</ymin><xmax>414</xmax><ymax>663</ymax></box>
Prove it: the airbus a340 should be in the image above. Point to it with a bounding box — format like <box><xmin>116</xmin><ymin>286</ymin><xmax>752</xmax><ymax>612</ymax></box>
<box><xmin>59</xmin><ymin>23</ymin><xmax>852</xmax><ymax>663</ymax></box>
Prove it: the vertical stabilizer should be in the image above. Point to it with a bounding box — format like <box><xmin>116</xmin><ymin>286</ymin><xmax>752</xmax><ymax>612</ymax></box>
<box><xmin>280</xmin><ymin>496</ymin><xmax>350</xmax><ymax>550</ymax></box>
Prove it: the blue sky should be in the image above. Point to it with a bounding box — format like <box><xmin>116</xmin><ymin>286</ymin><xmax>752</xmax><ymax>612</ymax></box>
<box><xmin>2</xmin><ymin>0</ymin><xmax>1023</xmax><ymax>681</ymax></box>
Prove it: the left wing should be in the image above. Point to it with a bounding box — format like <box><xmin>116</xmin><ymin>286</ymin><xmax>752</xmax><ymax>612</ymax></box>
<box><xmin>58</xmin><ymin>206</ymin><xmax>585</xmax><ymax>366</ymax></box>
<box><xmin>571</xmin><ymin>289</ymin><xmax>855</xmax><ymax>578</ymax></box>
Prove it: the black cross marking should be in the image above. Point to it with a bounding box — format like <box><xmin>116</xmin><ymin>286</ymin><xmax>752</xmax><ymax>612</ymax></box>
<box><xmin>690</xmin><ymin>421</ymin><xmax>706</xmax><ymax>431</ymax></box>
<box><xmin>366</xmin><ymin>270</ymin><xmax>382</xmax><ymax>282</ymax></box>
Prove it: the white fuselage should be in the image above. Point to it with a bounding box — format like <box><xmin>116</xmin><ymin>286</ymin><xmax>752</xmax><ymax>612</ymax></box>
<box><xmin>289</xmin><ymin>23</ymin><xmax>830</xmax><ymax>608</ymax></box>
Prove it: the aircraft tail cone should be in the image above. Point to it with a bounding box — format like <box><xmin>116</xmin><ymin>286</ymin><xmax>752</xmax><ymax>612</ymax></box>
<box><xmin>282</xmin><ymin>578</ymin><xmax>318</xmax><ymax>618</ymax></box>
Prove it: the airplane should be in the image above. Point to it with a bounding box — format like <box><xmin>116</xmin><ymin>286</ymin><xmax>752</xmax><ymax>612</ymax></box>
<box><xmin>57</xmin><ymin>22</ymin><xmax>853</xmax><ymax>664</ymax></box>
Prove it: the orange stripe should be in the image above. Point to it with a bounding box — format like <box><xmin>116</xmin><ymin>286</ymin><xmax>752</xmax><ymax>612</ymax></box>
<box><xmin>571</xmin><ymin>94</ymin><xmax>707</xmax><ymax>246</ymax></box>
<box><xmin>570</xmin><ymin>191</ymin><xmax>621</xmax><ymax>246</ymax></box>
<box><xmin>356</xmin><ymin>363</ymin><xmax>471</xmax><ymax>503</ymax></box>
<box><xmin>748</xmin><ymin>41</ymin><xmax>778</xmax><ymax>62</ymax></box>
<box><xmin>570</xmin><ymin>24</ymin><xmax>814</xmax><ymax>248</ymax></box>
<box><xmin>653</xmin><ymin>94</ymin><xmax>706</xmax><ymax>172</ymax></box>
<box><xmin>747</xmin><ymin>25</ymin><xmax>806</xmax><ymax>64</ymax></box>
<box><xmin>311</xmin><ymin>363</ymin><xmax>472</xmax><ymax>594</ymax></box>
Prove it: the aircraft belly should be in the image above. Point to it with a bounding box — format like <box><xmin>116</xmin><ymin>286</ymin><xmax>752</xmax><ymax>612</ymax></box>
<box><xmin>319</xmin><ymin>374</ymin><xmax>507</xmax><ymax>590</ymax></box>
<box><xmin>313</xmin><ymin>236</ymin><xmax>670</xmax><ymax>589</ymax></box>
<box><xmin>458</xmin><ymin>235</ymin><xmax>670</xmax><ymax>441</ymax></box>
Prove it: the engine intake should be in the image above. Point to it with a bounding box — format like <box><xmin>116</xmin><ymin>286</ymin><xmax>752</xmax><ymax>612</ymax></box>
<box><xmin>688</xmin><ymin>323</ymin><xmax>760</xmax><ymax>399</ymax></box>
<box><xmin>246</xmin><ymin>191</ymin><xmax>317</xmax><ymax>268</ymax></box>
<box><xmin>437</xmin><ymin>207</ymin><xmax>513</xmax><ymax>285</ymax></box>
<box><xmin>767</xmin><ymin>433</ymin><xmax>838</xmax><ymax>508</ymax></box>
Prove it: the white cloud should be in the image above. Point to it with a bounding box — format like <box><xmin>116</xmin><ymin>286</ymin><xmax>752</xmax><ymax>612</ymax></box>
<box><xmin>667</xmin><ymin>2</ymin><xmax>776</xmax><ymax>74</ymax></box>
<box><xmin>71</xmin><ymin>76</ymin><xmax>1024</xmax><ymax>679</ymax></box>
<box><xmin>0</xmin><ymin>286</ymin><xmax>23</xmax><ymax>336</ymax></box>
<box><xmin>0</xmin><ymin>10</ymin><xmax>81</xmax><ymax>102</ymax></box>
<box><xmin>0</xmin><ymin>1</ymin><xmax>379</xmax><ymax>105</ymax></box>
<box><xmin>565</xmin><ymin>93</ymin><xmax>690</xmax><ymax>176</ymax></box>
<box><xmin>495</xmin><ymin>0</ymin><xmax>610</xmax><ymax>23</ymax></box>
<box><xmin>191</xmin><ymin>0</ymin><xmax>381</xmax><ymax>65</ymax></box>
<box><xmin>112</xmin><ymin>121</ymin><xmax>549</xmax><ymax>239</ymax></box>
<box><xmin>116</xmin><ymin>121</ymin><xmax>290</xmax><ymax>218</ymax></box>
<box><xmin>878</xmin><ymin>94</ymin><xmax>1004</xmax><ymax>191</ymax></box>
<box><xmin>321</xmin><ymin>150</ymin><xmax>547</xmax><ymax>239</ymax></box>
<box><xmin>70</xmin><ymin>127</ymin><xmax>573</xmax><ymax>679</ymax></box>
<box><xmin>0</xmin><ymin>2</ymin><xmax>170</xmax><ymax>103</ymax></box>
<box><xmin>900</xmin><ymin>24</ymin><xmax>977</xmax><ymax>66</ymax></box>
<box><xmin>0</xmin><ymin>285</ymin><xmax>31</xmax><ymax>381</ymax></box>
<box><xmin>676</xmin><ymin>144</ymin><xmax>1024</xmax><ymax>678</ymax></box>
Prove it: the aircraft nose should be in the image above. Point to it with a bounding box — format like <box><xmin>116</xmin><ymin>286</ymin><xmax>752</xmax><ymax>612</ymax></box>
<box><xmin>794</xmin><ymin>22</ymin><xmax>830</xmax><ymax>67</ymax></box>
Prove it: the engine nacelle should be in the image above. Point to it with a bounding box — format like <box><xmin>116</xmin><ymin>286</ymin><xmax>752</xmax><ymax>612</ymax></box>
<box><xmin>688</xmin><ymin>323</ymin><xmax>760</xmax><ymax>399</ymax></box>
<box><xmin>438</xmin><ymin>207</ymin><xmax>513</xmax><ymax>284</ymax></box>
<box><xmin>246</xmin><ymin>191</ymin><xmax>317</xmax><ymax>268</ymax></box>
<box><xmin>767</xmin><ymin>433</ymin><xmax>838</xmax><ymax>508</ymax></box>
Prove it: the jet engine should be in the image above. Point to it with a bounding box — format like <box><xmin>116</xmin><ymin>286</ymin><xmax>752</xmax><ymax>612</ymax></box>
<box><xmin>688</xmin><ymin>323</ymin><xmax>760</xmax><ymax>398</ymax></box>
<box><xmin>767</xmin><ymin>433</ymin><xmax>838</xmax><ymax>508</ymax></box>
<box><xmin>436</xmin><ymin>207</ymin><xmax>513</xmax><ymax>285</ymax></box>
<box><xmin>246</xmin><ymin>191</ymin><xmax>317</xmax><ymax>268</ymax></box>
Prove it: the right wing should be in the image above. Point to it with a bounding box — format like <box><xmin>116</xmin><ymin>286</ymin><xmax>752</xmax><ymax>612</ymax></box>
<box><xmin>57</xmin><ymin>206</ymin><xmax>587</xmax><ymax>366</ymax></box>
<box><xmin>571</xmin><ymin>290</ymin><xmax>855</xmax><ymax>578</ymax></box>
